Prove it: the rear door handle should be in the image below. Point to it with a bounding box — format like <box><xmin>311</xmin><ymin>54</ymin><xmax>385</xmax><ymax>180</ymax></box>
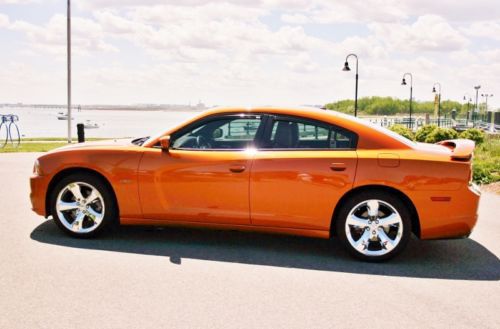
<box><xmin>330</xmin><ymin>162</ymin><xmax>346</xmax><ymax>171</ymax></box>
<box><xmin>229</xmin><ymin>165</ymin><xmax>246</xmax><ymax>173</ymax></box>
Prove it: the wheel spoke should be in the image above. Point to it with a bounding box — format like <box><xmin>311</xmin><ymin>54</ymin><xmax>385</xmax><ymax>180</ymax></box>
<box><xmin>72</xmin><ymin>210</ymin><xmax>85</xmax><ymax>231</ymax></box>
<box><xmin>367</xmin><ymin>200</ymin><xmax>379</xmax><ymax>217</ymax></box>
<box><xmin>85</xmin><ymin>189</ymin><xmax>99</xmax><ymax>204</ymax></box>
<box><xmin>378</xmin><ymin>213</ymin><xmax>401</xmax><ymax>227</ymax></box>
<box><xmin>346</xmin><ymin>214</ymin><xmax>369</xmax><ymax>228</ymax></box>
<box><xmin>68</xmin><ymin>183</ymin><xmax>84</xmax><ymax>201</ymax></box>
<box><xmin>86</xmin><ymin>207</ymin><xmax>103</xmax><ymax>225</ymax></box>
<box><xmin>57</xmin><ymin>201</ymin><xmax>79</xmax><ymax>212</ymax></box>
<box><xmin>353</xmin><ymin>230</ymin><xmax>370</xmax><ymax>251</ymax></box>
<box><xmin>378</xmin><ymin>230</ymin><xmax>396</xmax><ymax>251</ymax></box>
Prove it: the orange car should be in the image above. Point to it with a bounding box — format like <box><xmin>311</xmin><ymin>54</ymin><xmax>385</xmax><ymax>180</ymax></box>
<box><xmin>30</xmin><ymin>107</ymin><xmax>480</xmax><ymax>260</ymax></box>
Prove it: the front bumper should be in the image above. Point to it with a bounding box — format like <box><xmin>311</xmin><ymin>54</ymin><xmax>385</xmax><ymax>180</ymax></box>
<box><xmin>30</xmin><ymin>175</ymin><xmax>49</xmax><ymax>217</ymax></box>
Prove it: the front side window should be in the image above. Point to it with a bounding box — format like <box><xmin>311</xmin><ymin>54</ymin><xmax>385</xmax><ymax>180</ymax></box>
<box><xmin>263</xmin><ymin>116</ymin><xmax>356</xmax><ymax>149</ymax></box>
<box><xmin>172</xmin><ymin>115</ymin><xmax>262</xmax><ymax>150</ymax></box>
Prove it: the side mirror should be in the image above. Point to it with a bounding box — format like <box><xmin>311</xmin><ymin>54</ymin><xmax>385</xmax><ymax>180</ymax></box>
<box><xmin>159</xmin><ymin>135</ymin><xmax>171</xmax><ymax>152</ymax></box>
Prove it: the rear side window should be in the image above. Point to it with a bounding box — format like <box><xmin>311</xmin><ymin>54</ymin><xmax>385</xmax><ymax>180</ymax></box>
<box><xmin>263</xmin><ymin>116</ymin><xmax>356</xmax><ymax>150</ymax></box>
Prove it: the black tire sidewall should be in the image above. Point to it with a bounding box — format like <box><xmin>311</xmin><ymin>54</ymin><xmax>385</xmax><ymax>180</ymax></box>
<box><xmin>335</xmin><ymin>190</ymin><xmax>412</xmax><ymax>261</ymax></box>
<box><xmin>50</xmin><ymin>173</ymin><xmax>117</xmax><ymax>238</ymax></box>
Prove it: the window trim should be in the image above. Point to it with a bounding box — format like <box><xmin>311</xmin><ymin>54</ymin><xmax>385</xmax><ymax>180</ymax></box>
<box><xmin>258</xmin><ymin>114</ymin><xmax>358</xmax><ymax>151</ymax></box>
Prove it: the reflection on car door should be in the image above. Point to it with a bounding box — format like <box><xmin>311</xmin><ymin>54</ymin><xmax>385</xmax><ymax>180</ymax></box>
<box><xmin>250</xmin><ymin>115</ymin><xmax>358</xmax><ymax>231</ymax></box>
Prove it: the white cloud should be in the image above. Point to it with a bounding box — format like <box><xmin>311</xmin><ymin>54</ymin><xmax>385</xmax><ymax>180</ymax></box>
<box><xmin>281</xmin><ymin>13</ymin><xmax>310</xmax><ymax>25</ymax></box>
<box><xmin>370</xmin><ymin>15</ymin><xmax>469</xmax><ymax>52</ymax></box>
<box><xmin>461</xmin><ymin>21</ymin><xmax>500</xmax><ymax>41</ymax></box>
<box><xmin>0</xmin><ymin>0</ymin><xmax>39</xmax><ymax>4</ymax></box>
<box><xmin>286</xmin><ymin>53</ymin><xmax>317</xmax><ymax>73</ymax></box>
<box><xmin>9</xmin><ymin>14</ymin><xmax>118</xmax><ymax>56</ymax></box>
<box><xmin>93</xmin><ymin>5</ymin><xmax>332</xmax><ymax>63</ymax></box>
<box><xmin>0</xmin><ymin>13</ymin><xmax>10</xmax><ymax>27</ymax></box>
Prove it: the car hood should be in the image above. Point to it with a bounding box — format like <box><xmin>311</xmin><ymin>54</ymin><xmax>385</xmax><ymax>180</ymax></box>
<box><xmin>49</xmin><ymin>139</ymin><xmax>135</xmax><ymax>153</ymax></box>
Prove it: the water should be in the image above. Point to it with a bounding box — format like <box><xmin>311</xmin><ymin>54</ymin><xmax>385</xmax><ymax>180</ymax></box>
<box><xmin>0</xmin><ymin>107</ymin><xmax>203</xmax><ymax>138</ymax></box>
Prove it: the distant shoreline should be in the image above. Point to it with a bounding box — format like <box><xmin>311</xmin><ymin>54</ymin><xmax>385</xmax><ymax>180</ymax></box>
<box><xmin>0</xmin><ymin>104</ymin><xmax>207</xmax><ymax>112</ymax></box>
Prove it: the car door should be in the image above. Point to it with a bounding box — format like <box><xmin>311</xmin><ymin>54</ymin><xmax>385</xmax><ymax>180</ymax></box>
<box><xmin>138</xmin><ymin>113</ymin><xmax>263</xmax><ymax>225</ymax></box>
<box><xmin>250</xmin><ymin>115</ymin><xmax>358</xmax><ymax>231</ymax></box>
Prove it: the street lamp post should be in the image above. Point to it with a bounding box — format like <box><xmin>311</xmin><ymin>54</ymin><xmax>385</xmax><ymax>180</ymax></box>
<box><xmin>432</xmin><ymin>83</ymin><xmax>442</xmax><ymax>127</ymax></box>
<box><xmin>401</xmin><ymin>73</ymin><xmax>413</xmax><ymax>129</ymax></box>
<box><xmin>342</xmin><ymin>53</ymin><xmax>359</xmax><ymax>117</ymax></box>
<box><xmin>67</xmin><ymin>0</ymin><xmax>72</xmax><ymax>143</ymax></box>
<box><xmin>474</xmin><ymin>85</ymin><xmax>481</xmax><ymax>127</ymax></box>
<box><xmin>481</xmin><ymin>93</ymin><xmax>494</xmax><ymax>130</ymax></box>
<box><xmin>463</xmin><ymin>94</ymin><xmax>472</xmax><ymax>127</ymax></box>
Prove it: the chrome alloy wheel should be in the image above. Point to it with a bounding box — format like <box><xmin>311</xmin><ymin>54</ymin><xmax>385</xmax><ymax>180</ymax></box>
<box><xmin>55</xmin><ymin>182</ymin><xmax>105</xmax><ymax>234</ymax></box>
<box><xmin>345</xmin><ymin>199</ymin><xmax>403</xmax><ymax>257</ymax></box>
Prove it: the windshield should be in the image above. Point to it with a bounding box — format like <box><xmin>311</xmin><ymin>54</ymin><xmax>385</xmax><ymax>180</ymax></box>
<box><xmin>131</xmin><ymin>136</ymin><xmax>150</xmax><ymax>146</ymax></box>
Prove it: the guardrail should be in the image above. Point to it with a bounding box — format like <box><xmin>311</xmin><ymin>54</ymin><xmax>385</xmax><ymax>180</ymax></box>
<box><xmin>363</xmin><ymin>117</ymin><xmax>453</xmax><ymax>130</ymax></box>
<box><xmin>0</xmin><ymin>114</ymin><xmax>21</xmax><ymax>148</ymax></box>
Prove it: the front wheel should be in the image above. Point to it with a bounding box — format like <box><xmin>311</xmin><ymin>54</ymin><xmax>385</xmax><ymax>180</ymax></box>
<box><xmin>50</xmin><ymin>173</ymin><xmax>117</xmax><ymax>238</ymax></box>
<box><xmin>335</xmin><ymin>191</ymin><xmax>412</xmax><ymax>261</ymax></box>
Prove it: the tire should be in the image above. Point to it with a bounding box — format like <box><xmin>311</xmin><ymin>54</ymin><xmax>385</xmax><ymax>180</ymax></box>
<box><xmin>335</xmin><ymin>190</ymin><xmax>412</xmax><ymax>261</ymax></box>
<box><xmin>50</xmin><ymin>172</ymin><xmax>117</xmax><ymax>238</ymax></box>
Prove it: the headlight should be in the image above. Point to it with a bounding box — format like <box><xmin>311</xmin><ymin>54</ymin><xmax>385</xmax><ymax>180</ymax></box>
<box><xmin>33</xmin><ymin>160</ymin><xmax>41</xmax><ymax>176</ymax></box>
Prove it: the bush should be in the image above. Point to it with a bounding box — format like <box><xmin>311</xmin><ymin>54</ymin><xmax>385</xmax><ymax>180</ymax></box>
<box><xmin>459</xmin><ymin>128</ymin><xmax>485</xmax><ymax>145</ymax></box>
<box><xmin>424</xmin><ymin>127</ymin><xmax>459</xmax><ymax>143</ymax></box>
<box><xmin>472</xmin><ymin>137</ymin><xmax>500</xmax><ymax>184</ymax></box>
<box><xmin>389</xmin><ymin>124</ymin><xmax>414</xmax><ymax>141</ymax></box>
<box><xmin>415</xmin><ymin>125</ymin><xmax>438</xmax><ymax>142</ymax></box>
<box><xmin>473</xmin><ymin>162</ymin><xmax>499</xmax><ymax>184</ymax></box>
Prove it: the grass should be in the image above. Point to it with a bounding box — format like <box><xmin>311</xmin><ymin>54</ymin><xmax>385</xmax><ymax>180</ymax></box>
<box><xmin>0</xmin><ymin>137</ymin><xmax>110</xmax><ymax>153</ymax></box>
<box><xmin>0</xmin><ymin>142</ymin><xmax>66</xmax><ymax>153</ymax></box>
<box><xmin>473</xmin><ymin>135</ymin><xmax>500</xmax><ymax>184</ymax></box>
<box><xmin>21</xmin><ymin>137</ymin><xmax>107</xmax><ymax>142</ymax></box>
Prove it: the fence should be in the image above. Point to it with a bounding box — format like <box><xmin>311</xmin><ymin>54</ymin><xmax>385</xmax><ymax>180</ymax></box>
<box><xmin>362</xmin><ymin>116</ymin><xmax>453</xmax><ymax>130</ymax></box>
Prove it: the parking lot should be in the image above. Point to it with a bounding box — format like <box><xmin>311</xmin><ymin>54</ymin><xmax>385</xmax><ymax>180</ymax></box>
<box><xmin>0</xmin><ymin>153</ymin><xmax>498</xmax><ymax>328</ymax></box>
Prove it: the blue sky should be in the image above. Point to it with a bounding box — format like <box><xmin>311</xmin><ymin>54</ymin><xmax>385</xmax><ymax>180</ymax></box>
<box><xmin>0</xmin><ymin>0</ymin><xmax>499</xmax><ymax>108</ymax></box>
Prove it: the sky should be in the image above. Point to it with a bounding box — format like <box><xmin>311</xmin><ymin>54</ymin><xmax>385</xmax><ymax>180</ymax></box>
<box><xmin>0</xmin><ymin>0</ymin><xmax>499</xmax><ymax>108</ymax></box>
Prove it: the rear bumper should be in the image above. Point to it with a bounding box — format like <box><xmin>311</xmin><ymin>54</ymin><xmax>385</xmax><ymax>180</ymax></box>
<box><xmin>416</xmin><ymin>183</ymin><xmax>481</xmax><ymax>239</ymax></box>
<box><xmin>30</xmin><ymin>175</ymin><xmax>49</xmax><ymax>217</ymax></box>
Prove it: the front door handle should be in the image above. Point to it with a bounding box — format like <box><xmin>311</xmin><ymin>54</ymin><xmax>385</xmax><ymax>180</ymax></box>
<box><xmin>229</xmin><ymin>165</ymin><xmax>246</xmax><ymax>173</ymax></box>
<box><xmin>330</xmin><ymin>162</ymin><xmax>346</xmax><ymax>171</ymax></box>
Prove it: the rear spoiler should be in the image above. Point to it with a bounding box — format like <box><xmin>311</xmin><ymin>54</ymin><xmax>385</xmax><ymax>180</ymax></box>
<box><xmin>436</xmin><ymin>139</ymin><xmax>475</xmax><ymax>161</ymax></box>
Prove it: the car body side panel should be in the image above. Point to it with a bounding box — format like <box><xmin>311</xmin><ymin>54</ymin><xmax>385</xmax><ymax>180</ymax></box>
<box><xmin>354</xmin><ymin>149</ymin><xmax>479</xmax><ymax>239</ymax></box>
<box><xmin>250</xmin><ymin>150</ymin><xmax>357</xmax><ymax>231</ymax></box>
<box><xmin>32</xmin><ymin>147</ymin><xmax>144</xmax><ymax>219</ymax></box>
<box><xmin>137</xmin><ymin>148</ymin><xmax>254</xmax><ymax>225</ymax></box>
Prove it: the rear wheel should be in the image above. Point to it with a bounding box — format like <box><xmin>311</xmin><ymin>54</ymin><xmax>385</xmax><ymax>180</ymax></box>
<box><xmin>335</xmin><ymin>191</ymin><xmax>411</xmax><ymax>261</ymax></box>
<box><xmin>50</xmin><ymin>173</ymin><xmax>117</xmax><ymax>238</ymax></box>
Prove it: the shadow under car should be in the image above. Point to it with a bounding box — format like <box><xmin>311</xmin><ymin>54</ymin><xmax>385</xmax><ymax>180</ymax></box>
<box><xmin>30</xmin><ymin>219</ymin><xmax>500</xmax><ymax>281</ymax></box>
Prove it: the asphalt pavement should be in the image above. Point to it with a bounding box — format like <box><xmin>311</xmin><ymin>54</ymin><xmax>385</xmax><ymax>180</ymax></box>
<box><xmin>0</xmin><ymin>153</ymin><xmax>498</xmax><ymax>329</ymax></box>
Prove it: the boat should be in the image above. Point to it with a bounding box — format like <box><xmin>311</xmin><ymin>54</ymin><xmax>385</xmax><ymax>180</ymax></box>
<box><xmin>83</xmin><ymin>120</ymin><xmax>99</xmax><ymax>129</ymax></box>
<box><xmin>57</xmin><ymin>113</ymin><xmax>74</xmax><ymax>120</ymax></box>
